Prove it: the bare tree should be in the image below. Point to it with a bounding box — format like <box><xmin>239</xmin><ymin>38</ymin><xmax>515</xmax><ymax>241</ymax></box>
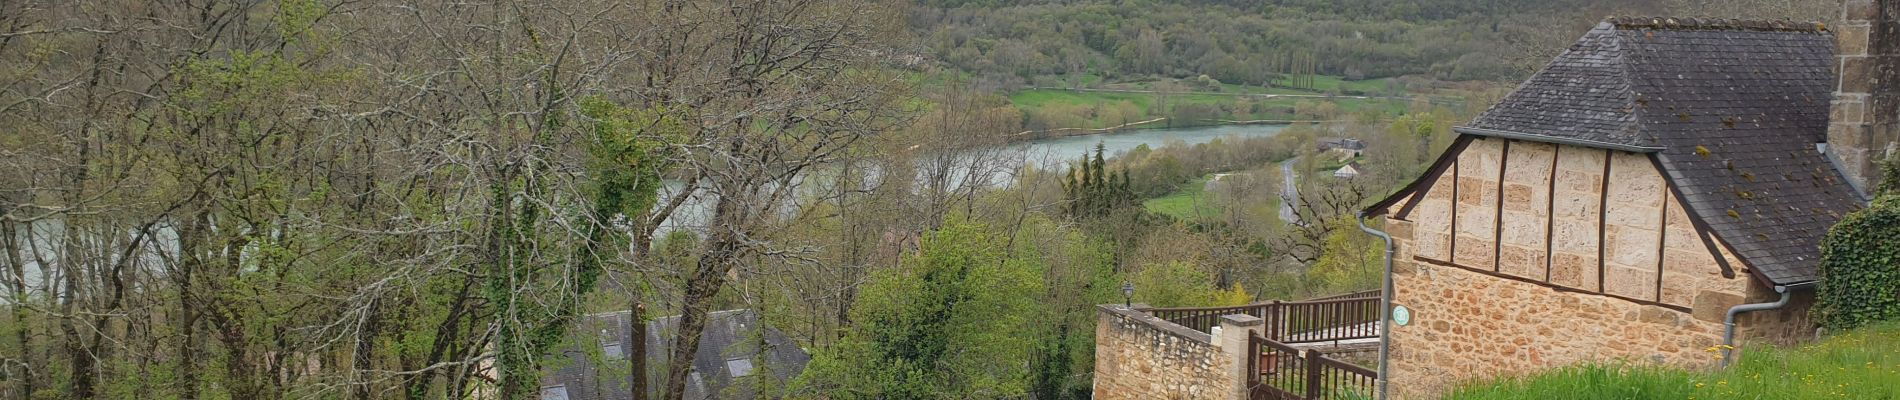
<box><xmin>615</xmin><ymin>1</ymin><xmax>912</xmax><ymax>398</ymax></box>
<box><xmin>1272</xmin><ymin>173</ymin><xmax>1371</xmax><ymax>266</ymax></box>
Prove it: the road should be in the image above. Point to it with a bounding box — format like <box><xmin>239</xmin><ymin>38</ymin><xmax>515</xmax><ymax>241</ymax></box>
<box><xmin>1280</xmin><ymin>157</ymin><xmax>1301</xmax><ymax>226</ymax></box>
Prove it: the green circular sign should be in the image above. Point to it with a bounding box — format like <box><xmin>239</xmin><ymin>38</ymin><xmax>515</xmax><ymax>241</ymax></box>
<box><xmin>1392</xmin><ymin>305</ymin><xmax>1411</xmax><ymax>327</ymax></box>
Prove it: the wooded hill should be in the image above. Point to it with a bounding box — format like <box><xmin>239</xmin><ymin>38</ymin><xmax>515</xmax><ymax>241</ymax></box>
<box><xmin>907</xmin><ymin>0</ymin><xmax>1834</xmax><ymax>88</ymax></box>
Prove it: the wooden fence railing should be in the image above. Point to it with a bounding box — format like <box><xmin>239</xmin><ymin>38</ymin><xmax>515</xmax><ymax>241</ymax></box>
<box><xmin>1304</xmin><ymin>290</ymin><xmax>1382</xmax><ymax>302</ymax></box>
<box><xmin>1248</xmin><ymin>332</ymin><xmax>1377</xmax><ymax>400</ymax></box>
<box><xmin>1143</xmin><ymin>290</ymin><xmax>1380</xmax><ymax>344</ymax></box>
<box><xmin>1269</xmin><ymin>297</ymin><xmax>1380</xmax><ymax>343</ymax></box>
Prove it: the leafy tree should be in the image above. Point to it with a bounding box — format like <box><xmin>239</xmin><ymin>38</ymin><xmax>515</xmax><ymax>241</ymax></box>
<box><xmin>1213</xmin><ymin>283</ymin><xmax>1255</xmax><ymax>306</ymax></box>
<box><xmin>1012</xmin><ymin>216</ymin><xmax>1118</xmax><ymax>400</ymax></box>
<box><xmin>795</xmin><ymin>220</ymin><xmax>1045</xmax><ymax>398</ymax></box>
<box><xmin>1309</xmin><ymin>218</ymin><xmax>1384</xmax><ymax>294</ymax></box>
<box><xmin>492</xmin><ymin>97</ymin><xmax>678</xmax><ymax>397</ymax></box>
<box><xmin>1127</xmin><ymin>261</ymin><xmax>1236</xmax><ymax>308</ymax></box>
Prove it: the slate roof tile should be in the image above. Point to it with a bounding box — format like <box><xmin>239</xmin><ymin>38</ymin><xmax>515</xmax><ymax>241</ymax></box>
<box><xmin>541</xmin><ymin>309</ymin><xmax>810</xmax><ymax>400</ymax></box>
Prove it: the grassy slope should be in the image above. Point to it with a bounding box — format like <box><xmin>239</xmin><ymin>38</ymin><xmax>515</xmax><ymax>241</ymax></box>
<box><xmin>1141</xmin><ymin>173</ymin><xmax>1282</xmax><ymax>223</ymax></box>
<box><xmin>1142</xmin><ymin>175</ymin><xmax>1218</xmax><ymax>220</ymax></box>
<box><xmin>1444</xmin><ymin>322</ymin><xmax>1900</xmax><ymax>400</ymax></box>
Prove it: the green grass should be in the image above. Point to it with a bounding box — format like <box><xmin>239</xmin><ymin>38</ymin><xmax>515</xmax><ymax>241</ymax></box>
<box><xmin>1443</xmin><ymin>321</ymin><xmax>1900</xmax><ymax>400</ymax></box>
<box><xmin>1272</xmin><ymin>75</ymin><xmax>1392</xmax><ymax>94</ymax></box>
<box><xmin>1008</xmin><ymin>89</ymin><xmax>1248</xmax><ymax>110</ymax></box>
<box><xmin>1140</xmin><ymin>173</ymin><xmax>1284</xmax><ymax>223</ymax></box>
<box><xmin>1008</xmin><ymin>87</ymin><xmax>1405</xmax><ymax>129</ymax></box>
<box><xmin>1009</xmin><ymin>89</ymin><xmax>1153</xmax><ymax>111</ymax></box>
<box><xmin>1003</xmin><ymin>74</ymin><xmax>1416</xmax><ymax>130</ymax></box>
<box><xmin>1142</xmin><ymin>175</ymin><xmax>1218</xmax><ymax>220</ymax></box>
<box><xmin>1217</xmin><ymin>82</ymin><xmax>1306</xmax><ymax>95</ymax></box>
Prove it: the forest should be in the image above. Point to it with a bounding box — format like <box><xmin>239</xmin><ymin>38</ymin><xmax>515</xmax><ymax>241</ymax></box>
<box><xmin>911</xmin><ymin>0</ymin><xmax>1836</xmax><ymax>88</ymax></box>
<box><xmin>0</xmin><ymin>0</ymin><xmax>1839</xmax><ymax>399</ymax></box>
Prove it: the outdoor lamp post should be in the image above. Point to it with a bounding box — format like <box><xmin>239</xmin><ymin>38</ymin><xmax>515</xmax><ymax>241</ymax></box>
<box><xmin>1122</xmin><ymin>281</ymin><xmax>1134</xmax><ymax>308</ymax></box>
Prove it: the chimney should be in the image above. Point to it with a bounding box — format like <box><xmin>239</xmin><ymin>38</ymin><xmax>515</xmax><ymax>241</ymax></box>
<box><xmin>1831</xmin><ymin>0</ymin><xmax>1900</xmax><ymax>193</ymax></box>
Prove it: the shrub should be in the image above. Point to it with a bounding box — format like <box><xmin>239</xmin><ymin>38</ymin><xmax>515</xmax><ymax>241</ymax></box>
<box><xmin>1816</xmin><ymin>195</ymin><xmax>1900</xmax><ymax>331</ymax></box>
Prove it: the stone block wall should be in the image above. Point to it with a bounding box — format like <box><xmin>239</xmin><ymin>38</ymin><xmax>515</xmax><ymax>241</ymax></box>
<box><xmin>1602</xmin><ymin>151</ymin><xmax>1668</xmax><ymax>301</ymax></box>
<box><xmin>1830</xmin><ymin>0</ymin><xmax>1900</xmax><ymax>192</ymax></box>
<box><xmin>1498</xmin><ymin>141</ymin><xmax>1555</xmax><ymax>281</ymax></box>
<box><xmin>1452</xmin><ymin>137</ymin><xmax>1502</xmax><ymax>268</ymax></box>
<box><xmin>1378</xmin><ymin>137</ymin><xmax>1817</xmax><ymax>398</ymax></box>
<box><xmin>1092</xmin><ymin>305</ymin><xmax>1238</xmax><ymax>400</ymax></box>
<box><xmin>1551</xmin><ymin>145</ymin><xmax>1607</xmax><ymax>289</ymax></box>
<box><xmin>1379</xmin><ymin>253</ymin><xmax>1732</xmax><ymax>399</ymax></box>
<box><xmin>1736</xmin><ymin>284</ymin><xmax>1823</xmax><ymax>347</ymax></box>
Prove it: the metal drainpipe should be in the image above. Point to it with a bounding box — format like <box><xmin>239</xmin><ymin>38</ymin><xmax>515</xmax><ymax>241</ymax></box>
<box><xmin>1720</xmin><ymin>284</ymin><xmax>1802</xmax><ymax>367</ymax></box>
<box><xmin>1356</xmin><ymin>212</ymin><xmax>1395</xmax><ymax>400</ymax></box>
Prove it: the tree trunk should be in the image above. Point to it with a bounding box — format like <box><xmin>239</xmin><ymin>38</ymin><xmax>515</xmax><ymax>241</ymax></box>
<box><xmin>174</xmin><ymin>210</ymin><xmax>209</xmax><ymax>400</ymax></box>
<box><xmin>2</xmin><ymin>219</ymin><xmax>35</xmax><ymax>400</ymax></box>
<box><xmin>630</xmin><ymin>301</ymin><xmax>647</xmax><ymax>400</ymax></box>
<box><xmin>355</xmin><ymin>298</ymin><xmax>381</xmax><ymax>400</ymax></box>
<box><xmin>660</xmin><ymin>200</ymin><xmax>742</xmax><ymax>400</ymax></box>
<box><xmin>59</xmin><ymin>236</ymin><xmax>94</xmax><ymax>400</ymax></box>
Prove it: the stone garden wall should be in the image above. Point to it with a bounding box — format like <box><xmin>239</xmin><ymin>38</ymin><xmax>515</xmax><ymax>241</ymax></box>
<box><xmin>1092</xmin><ymin>305</ymin><xmax>1240</xmax><ymax>400</ymax></box>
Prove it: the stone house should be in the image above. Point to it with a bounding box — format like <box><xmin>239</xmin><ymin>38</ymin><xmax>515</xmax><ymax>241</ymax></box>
<box><xmin>1362</xmin><ymin>17</ymin><xmax>1883</xmax><ymax>397</ymax></box>
<box><xmin>1333</xmin><ymin>163</ymin><xmax>1362</xmax><ymax>180</ymax></box>
<box><xmin>1319</xmin><ymin>137</ymin><xmax>1367</xmax><ymax>152</ymax></box>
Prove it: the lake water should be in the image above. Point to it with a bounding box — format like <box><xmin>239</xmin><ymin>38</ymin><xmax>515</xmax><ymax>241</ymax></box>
<box><xmin>654</xmin><ymin>123</ymin><xmax>1289</xmax><ymax>233</ymax></box>
<box><xmin>1004</xmin><ymin>124</ymin><xmax>1290</xmax><ymax>170</ymax></box>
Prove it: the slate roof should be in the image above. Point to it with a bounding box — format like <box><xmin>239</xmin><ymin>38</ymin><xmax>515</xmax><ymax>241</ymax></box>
<box><xmin>540</xmin><ymin>309</ymin><xmax>810</xmax><ymax>400</ymax></box>
<box><xmin>1452</xmin><ymin>18</ymin><xmax>1866</xmax><ymax>285</ymax></box>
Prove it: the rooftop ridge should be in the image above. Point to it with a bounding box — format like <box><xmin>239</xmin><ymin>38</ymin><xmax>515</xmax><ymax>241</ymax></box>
<box><xmin>1605</xmin><ymin>16</ymin><xmax>1828</xmax><ymax>32</ymax></box>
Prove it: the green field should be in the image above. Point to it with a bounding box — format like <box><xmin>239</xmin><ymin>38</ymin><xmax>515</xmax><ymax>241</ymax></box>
<box><xmin>1142</xmin><ymin>175</ymin><xmax>1220</xmax><ymax>220</ymax></box>
<box><xmin>1009</xmin><ymin>89</ymin><xmax>1247</xmax><ymax>112</ymax></box>
<box><xmin>1444</xmin><ymin>321</ymin><xmax>1900</xmax><ymax>400</ymax></box>
<box><xmin>1141</xmin><ymin>173</ymin><xmax>1283</xmax><ymax>223</ymax></box>
<box><xmin>1271</xmin><ymin>74</ymin><xmax>1394</xmax><ymax>94</ymax></box>
<box><xmin>1008</xmin><ymin>86</ymin><xmax>1407</xmax><ymax>129</ymax></box>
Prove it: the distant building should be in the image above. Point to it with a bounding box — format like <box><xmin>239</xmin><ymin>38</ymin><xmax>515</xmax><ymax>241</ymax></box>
<box><xmin>539</xmin><ymin>309</ymin><xmax>809</xmax><ymax>400</ymax></box>
<box><xmin>1331</xmin><ymin>163</ymin><xmax>1361</xmax><ymax>179</ymax></box>
<box><xmin>1318</xmin><ymin>137</ymin><xmax>1367</xmax><ymax>160</ymax></box>
<box><xmin>1316</xmin><ymin>137</ymin><xmax>1365</xmax><ymax>152</ymax></box>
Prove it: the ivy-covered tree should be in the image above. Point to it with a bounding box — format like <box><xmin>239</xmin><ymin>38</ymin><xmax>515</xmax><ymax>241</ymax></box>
<box><xmin>1816</xmin><ymin>157</ymin><xmax>1900</xmax><ymax>331</ymax></box>
<box><xmin>484</xmin><ymin>98</ymin><xmax>678</xmax><ymax>398</ymax></box>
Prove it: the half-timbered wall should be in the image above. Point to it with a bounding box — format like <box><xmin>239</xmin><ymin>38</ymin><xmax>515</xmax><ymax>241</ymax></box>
<box><xmin>1396</xmin><ymin>137</ymin><xmax>1726</xmax><ymax>308</ymax></box>
<box><xmin>1377</xmin><ymin>136</ymin><xmax>1818</xmax><ymax>398</ymax></box>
